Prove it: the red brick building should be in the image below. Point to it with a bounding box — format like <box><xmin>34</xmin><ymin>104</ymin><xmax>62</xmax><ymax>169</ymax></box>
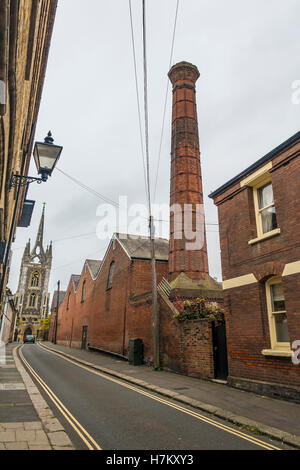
<box><xmin>54</xmin><ymin>62</ymin><xmax>224</xmax><ymax>379</ymax></box>
<box><xmin>210</xmin><ymin>131</ymin><xmax>300</xmax><ymax>401</ymax></box>
<box><xmin>55</xmin><ymin>234</ymin><xmax>169</xmax><ymax>363</ymax></box>
<box><xmin>48</xmin><ymin>289</ymin><xmax>66</xmax><ymax>343</ymax></box>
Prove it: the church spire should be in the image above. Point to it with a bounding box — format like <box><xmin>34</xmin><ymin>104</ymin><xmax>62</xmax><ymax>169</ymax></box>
<box><xmin>36</xmin><ymin>203</ymin><xmax>46</xmax><ymax>246</ymax></box>
<box><xmin>30</xmin><ymin>204</ymin><xmax>46</xmax><ymax>261</ymax></box>
<box><xmin>22</xmin><ymin>239</ymin><xmax>31</xmax><ymax>260</ymax></box>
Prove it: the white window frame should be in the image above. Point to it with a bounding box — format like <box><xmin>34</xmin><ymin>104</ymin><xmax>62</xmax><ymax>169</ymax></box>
<box><xmin>240</xmin><ymin>163</ymin><xmax>281</xmax><ymax>245</ymax></box>
<box><xmin>265</xmin><ymin>277</ymin><xmax>290</xmax><ymax>352</ymax></box>
<box><xmin>253</xmin><ymin>179</ymin><xmax>278</xmax><ymax>239</ymax></box>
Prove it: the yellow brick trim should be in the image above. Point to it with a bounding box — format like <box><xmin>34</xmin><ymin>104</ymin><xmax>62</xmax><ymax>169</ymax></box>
<box><xmin>282</xmin><ymin>261</ymin><xmax>300</xmax><ymax>277</ymax></box>
<box><xmin>222</xmin><ymin>260</ymin><xmax>300</xmax><ymax>290</ymax></box>
<box><xmin>261</xmin><ymin>349</ymin><xmax>293</xmax><ymax>357</ymax></box>
<box><xmin>240</xmin><ymin>162</ymin><xmax>273</xmax><ymax>188</ymax></box>
<box><xmin>223</xmin><ymin>274</ymin><xmax>257</xmax><ymax>290</ymax></box>
<box><xmin>248</xmin><ymin>228</ymin><xmax>281</xmax><ymax>245</ymax></box>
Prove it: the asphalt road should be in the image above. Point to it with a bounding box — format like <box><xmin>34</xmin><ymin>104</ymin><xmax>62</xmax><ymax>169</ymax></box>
<box><xmin>20</xmin><ymin>344</ymin><xmax>286</xmax><ymax>451</ymax></box>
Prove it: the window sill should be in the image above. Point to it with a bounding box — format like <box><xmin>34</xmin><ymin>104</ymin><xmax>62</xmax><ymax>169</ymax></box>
<box><xmin>262</xmin><ymin>349</ymin><xmax>293</xmax><ymax>358</ymax></box>
<box><xmin>248</xmin><ymin>228</ymin><xmax>281</xmax><ymax>246</ymax></box>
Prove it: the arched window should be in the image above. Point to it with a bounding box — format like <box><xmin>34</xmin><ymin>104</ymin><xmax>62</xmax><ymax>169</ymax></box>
<box><xmin>29</xmin><ymin>293</ymin><xmax>37</xmax><ymax>307</ymax></box>
<box><xmin>107</xmin><ymin>261</ymin><xmax>115</xmax><ymax>290</ymax></box>
<box><xmin>81</xmin><ymin>281</ymin><xmax>86</xmax><ymax>303</ymax></box>
<box><xmin>67</xmin><ymin>292</ymin><xmax>71</xmax><ymax>310</ymax></box>
<box><xmin>31</xmin><ymin>271</ymin><xmax>40</xmax><ymax>287</ymax></box>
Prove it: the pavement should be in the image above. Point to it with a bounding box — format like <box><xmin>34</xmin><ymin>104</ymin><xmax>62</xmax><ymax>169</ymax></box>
<box><xmin>0</xmin><ymin>343</ymin><xmax>74</xmax><ymax>450</ymax></box>
<box><xmin>39</xmin><ymin>341</ymin><xmax>300</xmax><ymax>449</ymax></box>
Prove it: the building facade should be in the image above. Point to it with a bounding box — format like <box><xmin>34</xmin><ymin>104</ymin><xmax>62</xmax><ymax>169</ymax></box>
<box><xmin>210</xmin><ymin>131</ymin><xmax>300</xmax><ymax>401</ymax></box>
<box><xmin>0</xmin><ymin>288</ymin><xmax>17</xmax><ymax>344</ymax></box>
<box><xmin>55</xmin><ymin>234</ymin><xmax>169</xmax><ymax>362</ymax></box>
<box><xmin>48</xmin><ymin>289</ymin><xmax>66</xmax><ymax>343</ymax></box>
<box><xmin>14</xmin><ymin>205</ymin><xmax>52</xmax><ymax>339</ymax></box>
<box><xmin>54</xmin><ymin>62</ymin><xmax>225</xmax><ymax>380</ymax></box>
<box><xmin>0</xmin><ymin>0</ymin><xmax>58</xmax><ymax>317</ymax></box>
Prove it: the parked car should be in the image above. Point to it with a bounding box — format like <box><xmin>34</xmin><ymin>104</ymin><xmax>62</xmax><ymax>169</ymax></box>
<box><xmin>24</xmin><ymin>335</ymin><xmax>35</xmax><ymax>344</ymax></box>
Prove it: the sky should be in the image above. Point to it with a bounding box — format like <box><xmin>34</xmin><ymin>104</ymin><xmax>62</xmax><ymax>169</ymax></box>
<box><xmin>8</xmin><ymin>0</ymin><xmax>300</xmax><ymax>299</ymax></box>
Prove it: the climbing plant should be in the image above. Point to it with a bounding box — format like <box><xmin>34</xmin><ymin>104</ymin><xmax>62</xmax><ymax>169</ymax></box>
<box><xmin>173</xmin><ymin>297</ymin><xmax>224</xmax><ymax>323</ymax></box>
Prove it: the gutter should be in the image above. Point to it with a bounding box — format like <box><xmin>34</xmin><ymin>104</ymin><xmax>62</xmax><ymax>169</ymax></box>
<box><xmin>209</xmin><ymin>130</ymin><xmax>300</xmax><ymax>199</ymax></box>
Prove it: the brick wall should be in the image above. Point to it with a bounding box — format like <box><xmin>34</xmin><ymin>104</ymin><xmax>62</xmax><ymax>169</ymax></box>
<box><xmin>55</xmin><ymin>235</ymin><xmax>216</xmax><ymax>378</ymax></box>
<box><xmin>213</xmin><ymin>138</ymin><xmax>300</xmax><ymax>398</ymax></box>
<box><xmin>159</xmin><ymin>294</ymin><xmax>215</xmax><ymax>379</ymax></box>
<box><xmin>56</xmin><ymin>238</ymin><xmax>168</xmax><ymax>362</ymax></box>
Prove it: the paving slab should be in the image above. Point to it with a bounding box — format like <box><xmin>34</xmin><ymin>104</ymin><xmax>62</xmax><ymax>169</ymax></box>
<box><xmin>0</xmin><ymin>343</ymin><xmax>75</xmax><ymax>450</ymax></box>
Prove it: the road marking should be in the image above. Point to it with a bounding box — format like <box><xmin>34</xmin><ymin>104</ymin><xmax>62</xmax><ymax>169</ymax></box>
<box><xmin>19</xmin><ymin>346</ymin><xmax>102</xmax><ymax>451</ymax></box>
<box><xmin>38</xmin><ymin>343</ymin><xmax>281</xmax><ymax>450</ymax></box>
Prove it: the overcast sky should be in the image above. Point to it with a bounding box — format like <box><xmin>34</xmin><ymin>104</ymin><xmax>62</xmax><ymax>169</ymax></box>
<box><xmin>8</xmin><ymin>0</ymin><xmax>300</xmax><ymax>299</ymax></box>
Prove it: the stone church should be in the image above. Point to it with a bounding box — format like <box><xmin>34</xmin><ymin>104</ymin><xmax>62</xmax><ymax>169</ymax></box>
<box><xmin>14</xmin><ymin>205</ymin><xmax>52</xmax><ymax>340</ymax></box>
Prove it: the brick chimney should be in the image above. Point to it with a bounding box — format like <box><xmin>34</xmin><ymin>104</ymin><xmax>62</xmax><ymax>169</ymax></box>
<box><xmin>168</xmin><ymin>61</ymin><xmax>209</xmax><ymax>282</ymax></box>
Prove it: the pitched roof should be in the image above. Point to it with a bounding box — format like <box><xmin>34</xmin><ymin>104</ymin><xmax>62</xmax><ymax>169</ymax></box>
<box><xmin>116</xmin><ymin>233</ymin><xmax>169</xmax><ymax>261</ymax></box>
<box><xmin>71</xmin><ymin>275</ymin><xmax>81</xmax><ymax>291</ymax></box>
<box><xmin>86</xmin><ymin>259</ymin><xmax>102</xmax><ymax>278</ymax></box>
<box><xmin>51</xmin><ymin>291</ymin><xmax>66</xmax><ymax>310</ymax></box>
<box><xmin>209</xmin><ymin>130</ymin><xmax>300</xmax><ymax>199</ymax></box>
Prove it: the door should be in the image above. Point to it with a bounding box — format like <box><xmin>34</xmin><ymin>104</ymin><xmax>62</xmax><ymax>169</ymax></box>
<box><xmin>81</xmin><ymin>326</ymin><xmax>88</xmax><ymax>350</ymax></box>
<box><xmin>212</xmin><ymin>323</ymin><xmax>229</xmax><ymax>380</ymax></box>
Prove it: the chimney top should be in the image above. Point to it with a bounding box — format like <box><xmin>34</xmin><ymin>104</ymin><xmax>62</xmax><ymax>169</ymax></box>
<box><xmin>168</xmin><ymin>61</ymin><xmax>200</xmax><ymax>86</ymax></box>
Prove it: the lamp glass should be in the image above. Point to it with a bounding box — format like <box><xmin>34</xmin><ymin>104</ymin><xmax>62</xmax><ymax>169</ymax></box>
<box><xmin>33</xmin><ymin>142</ymin><xmax>62</xmax><ymax>175</ymax></box>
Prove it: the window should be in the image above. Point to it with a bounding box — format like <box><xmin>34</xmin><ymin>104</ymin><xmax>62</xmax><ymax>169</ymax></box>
<box><xmin>81</xmin><ymin>281</ymin><xmax>86</xmax><ymax>303</ymax></box>
<box><xmin>265</xmin><ymin>277</ymin><xmax>290</xmax><ymax>351</ymax></box>
<box><xmin>29</xmin><ymin>293</ymin><xmax>37</xmax><ymax>307</ymax></box>
<box><xmin>67</xmin><ymin>292</ymin><xmax>71</xmax><ymax>310</ymax></box>
<box><xmin>256</xmin><ymin>182</ymin><xmax>278</xmax><ymax>234</ymax></box>
<box><xmin>240</xmin><ymin>163</ymin><xmax>281</xmax><ymax>245</ymax></box>
<box><xmin>107</xmin><ymin>261</ymin><xmax>115</xmax><ymax>290</ymax></box>
<box><xmin>31</xmin><ymin>271</ymin><xmax>40</xmax><ymax>287</ymax></box>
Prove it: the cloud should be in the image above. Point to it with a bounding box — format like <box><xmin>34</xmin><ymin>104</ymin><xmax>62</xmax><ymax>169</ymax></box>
<box><xmin>8</xmin><ymin>0</ymin><xmax>300</xmax><ymax>299</ymax></box>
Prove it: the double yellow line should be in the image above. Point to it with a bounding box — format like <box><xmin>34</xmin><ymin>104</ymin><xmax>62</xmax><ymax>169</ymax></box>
<box><xmin>37</xmin><ymin>342</ymin><xmax>280</xmax><ymax>451</ymax></box>
<box><xmin>19</xmin><ymin>346</ymin><xmax>102</xmax><ymax>450</ymax></box>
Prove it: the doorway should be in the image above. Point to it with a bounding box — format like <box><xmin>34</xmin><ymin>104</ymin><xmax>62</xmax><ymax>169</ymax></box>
<box><xmin>24</xmin><ymin>327</ymin><xmax>32</xmax><ymax>337</ymax></box>
<box><xmin>81</xmin><ymin>326</ymin><xmax>88</xmax><ymax>350</ymax></box>
<box><xmin>212</xmin><ymin>322</ymin><xmax>229</xmax><ymax>381</ymax></box>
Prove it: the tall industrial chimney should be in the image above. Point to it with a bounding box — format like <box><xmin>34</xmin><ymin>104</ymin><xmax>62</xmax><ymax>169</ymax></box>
<box><xmin>168</xmin><ymin>61</ymin><xmax>209</xmax><ymax>282</ymax></box>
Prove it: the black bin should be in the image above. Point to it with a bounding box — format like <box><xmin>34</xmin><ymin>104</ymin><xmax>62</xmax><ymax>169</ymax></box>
<box><xmin>129</xmin><ymin>338</ymin><xmax>143</xmax><ymax>366</ymax></box>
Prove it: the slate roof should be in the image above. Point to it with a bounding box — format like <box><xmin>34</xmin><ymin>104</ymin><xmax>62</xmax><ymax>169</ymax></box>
<box><xmin>86</xmin><ymin>259</ymin><xmax>102</xmax><ymax>278</ymax></box>
<box><xmin>51</xmin><ymin>291</ymin><xmax>66</xmax><ymax>309</ymax></box>
<box><xmin>71</xmin><ymin>275</ymin><xmax>81</xmax><ymax>291</ymax></box>
<box><xmin>116</xmin><ymin>233</ymin><xmax>169</xmax><ymax>261</ymax></box>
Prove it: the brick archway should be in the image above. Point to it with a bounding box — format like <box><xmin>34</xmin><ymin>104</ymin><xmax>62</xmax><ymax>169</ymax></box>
<box><xmin>253</xmin><ymin>261</ymin><xmax>285</xmax><ymax>283</ymax></box>
<box><xmin>21</xmin><ymin>324</ymin><xmax>37</xmax><ymax>337</ymax></box>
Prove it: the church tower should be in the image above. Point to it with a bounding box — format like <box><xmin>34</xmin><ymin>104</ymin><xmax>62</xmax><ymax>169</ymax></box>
<box><xmin>14</xmin><ymin>205</ymin><xmax>52</xmax><ymax>339</ymax></box>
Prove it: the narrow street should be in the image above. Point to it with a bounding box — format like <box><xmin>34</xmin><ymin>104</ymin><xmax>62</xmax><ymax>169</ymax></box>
<box><xmin>19</xmin><ymin>344</ymin><xmax>285</xmax><ymax>451</ymax></box>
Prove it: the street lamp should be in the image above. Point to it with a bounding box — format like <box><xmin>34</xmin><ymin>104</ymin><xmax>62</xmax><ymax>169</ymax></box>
<box><xmin>0</xmin><ymin>124</ymin><xmax>62</xmax><ymax>315</ymax></box>
<box><xmin>33</xmin><ymin>131</ymin><xmax>63</xmax><ymax>182</ymax></box>
<box><xmin>10</xmin><ymin>131</ymin><xmax>63</xmax><ymax>188</ymax></box>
